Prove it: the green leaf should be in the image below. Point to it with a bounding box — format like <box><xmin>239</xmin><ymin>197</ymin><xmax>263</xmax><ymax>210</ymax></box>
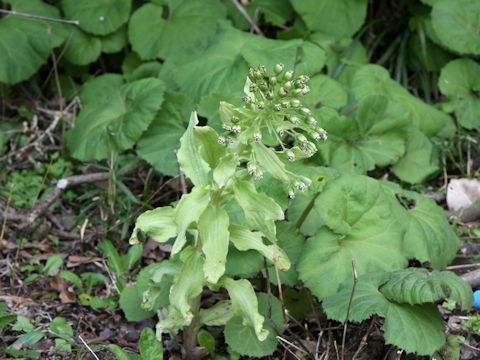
<box><xmin>12</xmin><ymin>331</ymin><xmax>45</xmax><ymax>348</ymax></box>
<box><xmin>352</xmin><ymin>64</ymin><xmax>452</xmax><ymax>137</ymax></box>
<box><xmin>58</xmin><ymin>270</ymin><xmax>82</xmax><ymax>289</ymax></box>
<box><xmin>298</xmin><ymin>175</ymin><xmax>407</xmax><ymax>299</ymax></box>
<box><xmin>391</xmin><ymin>128</ymin><xmax>439</xmax><ymax>184</ymax></box>
<box><xmin>130</xmin><ymin>206</ymin><xmax>177</xmax><ymax>245</ymax></box>
<box><xmin>439</xmin><ymin>59</ymin><xmax>480</xmax><ymax>129</ymax></box>
<box><xmin>252</xmin><ymin>142</ymin><xmax>291</xmax><ymax>182</ymax></box>
<box><xmin>197</xmin><ymin>329</ymin><xmax>216</xmax><ymax>355</ymax></box>
<box><xmin>224</xmin><ymin>293</ymin><xmax>284</xmax><ymax>357</ymax></box>
<box><xmin>128</xmin><ymin>1</ymin><xmax>226</xmax><ymax>60</ymax></box>
<box><xmin>268</xmin><ymin>221</ymin><xmax>305</xmax><ymax>286</ymax></box>
<box><xmin>431</xmin><ymin>0</ymin><xmax>480</xmax><ymax>55</ymax></box>
<box><xmin>137</xmin><ymin>261</ymin><xmax>178</xmax><ymax>311</ymax></box>
<box><xmin>385</xmin><ymin>187</ymin><xmax>460</xmax><ymax>269</ymax></box>
<box><xmin>225</xmin><ymin>247</ymin><xmax>264</xmax><ymax>276</ymax></box>
<box><xmin>61</xmin><ymin>0</ymin><xmax>132</xmax><ymax>36</ymax></box>
<box><xmin>139</xmin><ymin>327</ymin><xmax>163</xmax><ymax>360</ymax></box>
<box><xmin>137</xmin><ymin>92</ymin><xmax>194</xmax><ymax>176</ymax></box>
<box><xmin>319</xmin><ymin>95</ymin><xmax>408</xmax><ymax>174</ymax></box>
<box><xmin>323</xmin><ymin>272</ymin><xmax>391</xmax><ymax>322</ymax></box>
<box><xmin>198</xmin><ymin>204</ymin><xmax>230</xmax><ymax>284</ymax></box>
<box><xmin>171</xmin><ymin>22</ymin><xmax>302</xmax><ymax>103</ymax></box>
<box><xmin>290</xmin><ymin>0</ymin><xmax>368</xmax><ymax>38</ymax></box>
<box><xmin>12</xmin><ymin>316</ymin><xmax>34</xmax><ymax>332</ymax></box>
<box><xmin>109</xmin><ymin>344</ymin><xmax>140</xmax><ymax>360</ymax></box>
<box><xmin>100</xmin><ymin>240</ymin><xmax>126</xmax><ymax>274</ymax></box>
<box><xmin>54</xmin><ymin>338</ymin><xmax>72</xmax><ymax>352</ymax></box>
<box><xmin>50</xmin><ymin>317</ymin><xmax>73</xmax><ymax>337</ymax></box>
<box><xmin>172</xmin><ymin>187</ymin><xmax>211</xmax><ymax>255</ymax></box>
<box><xmin>323</xmin><ymin>273</ymin><xmax>447</xmax><ymax>356</ymax></box>
<box><xmin>168</xmin><ymin>247</ymin><xmax>205</xmax><ymax>323</ymax></box>
<box><xmin>233</xmin><ymin>179</ymin><xmax>284</xmax><ymax>241</ymax></box>
<box><xmin>0</xmin><ymin>0</ymin><xmax>66</xmax><ymax>84</ymax></box>
<box><xmin>249</xmin><ymin>0</ymin><xmax>293</xmax><ymax>25</ymax></box>
<box><xmin>199</xmin><ymin>300</ymin><xmax>234</xmax><ymax>326</ymax></box>
<box><xmin>79</xmin><ymin>74</ymin><xmax>124</xmax><ymax>105</ymax></box>
<box><xmin>67</xmin><ymin>78</ymin><xmax>165</xmax><ymax>161</ymax></box>
<box><xmin>43</xmin><ymin>255</ymin><xmax>64</xmax><ymax>276</ymax></box>
<box><xmin>101</xmin><ymin>26</ymin><xmax>128</xmax><ymax>53</ymax></box>
<box><xmin>380</xmin><ymin>268</ymin><xmax>473</xmax><ymax>310</ymax></box>
<box><xmin>384</xmin><ymin>303</ymin><xmax>445</xmax><ymax>356</ymax></box>
<box><xmin>177</xmin><ymin>112</ymin><xmax>211</xmax><ymax>187</ymax></box>
<box><xmin>220</xmin><ymin>277</ymin><xmax>269</xmax><ymax>342</ymax></box>
<box><xmin>0</xmin><ymin>314</ymin><xmax>17</xmax><ymax>332</ymax></box>
<box><xmin>303</xmin><ymin>74</ymin><xmax>348</xmax><ymax>110</ymax></box>
<box><xmin>63</xmin><ymin>27</ymin><xmax>102</xmax><ymax>66</ymax></box>
<box><xmin>229</xmin><ymin>224</ymin><xmax>290</xmax><ymax>272</ymax></box>
<box><xmin>119</xmin><ymin>285</ymin><xmax>155</xmax><ymax>321</ymax></box>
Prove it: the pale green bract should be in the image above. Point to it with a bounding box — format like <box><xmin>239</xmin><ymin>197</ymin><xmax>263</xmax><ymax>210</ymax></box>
<box><xmin>129</xmin><ymin>206</ymin><xmax>177</xmax><ymax>245</ymax></box>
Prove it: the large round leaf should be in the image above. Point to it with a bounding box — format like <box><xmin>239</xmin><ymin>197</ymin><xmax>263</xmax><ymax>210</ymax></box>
<box><xmin>137</xmin><ymin>92</ymin><xmax>194</xmax><ymax>176</ymax></box>
<box><xmin>61</xmin><ymin>0</ymin><xmax>132</xmax><ymax>36</ymax></box>
<box><xmin>290</xmin><ymin>0</ymin><xmax>368</xmax><ymax>38</ymax></box>
<box><xmin>128</xmin><ymin>1</ymin><xmax>226</xmax><ymax>60</ymax></box>
<box><xmin>431</xmin><ymin>0</ymin><xmax>480</xmax><ymax>55</ymax></box>
<box><xmin>67</xmin><ymin>78</ymin><xmax>165</xmax><ymax>160</ymax></box>
<box><xmin>318</xmin><ymin>95</ymin><xmax>409</xmax><ymax>174</ymax></box>
<box><xmin>63</xmin><ymin>27</ymin><xmax>102</xmax><ymax>66</ymax></box>
<box><xmin>0</xmin><ymin>0</ymin><xmax>66</xmax><ymax>84</ymax></box>
<box><xmin>352</xmin><ymin>65</ymin><xmax>452</xmax><ymax>137</ymax></box>
<box><xmin>439</xmin><ymin>59</ymin><xmax>480</xmax><ymax>129</ymax></box>
<box><xmin>298</xmin><ymin>175</ymin><xmax>407</xmax><ymax>299</ymax></box>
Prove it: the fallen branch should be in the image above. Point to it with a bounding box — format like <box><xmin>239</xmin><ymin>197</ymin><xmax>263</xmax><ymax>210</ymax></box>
<box><xmin>0</xmin><ymin>8</ymin><xmax>79</xmax><ymax>25</ymax></box>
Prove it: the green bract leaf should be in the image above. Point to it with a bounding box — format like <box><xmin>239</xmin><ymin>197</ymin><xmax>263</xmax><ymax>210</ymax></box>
<box><xmin>219</xmin><ymin>277</ymin><xmax>269</xmax><ymax>342</ymax></box>
<box><xmin>233</xmin><ymin>179</ymin><xmax>284</xmax><ymax>241</ymax></box>
<box><xmin>229</xmin><ymin>224</ymin><xmax>290</xmax><ymax>272</ymax></box>
<box><xmin>199</xmin><ymin>300</ymin><xmax>234</xmax><ymax>326</ymax></box>
<box><xmin>67</xmin><ymin>78</ymin><xmax>165</xmax><ymax>161</ymax></box>
<box><xmin>298</xmin><ymin>175</ymin><xmax>407</xmax><ymax>299</ymax></box>
<box><xmin>391</xmin><ymin>128</ymin><xmax>439</xmax><ymax>184</ymax></box>
<box><xmin>224</xmin><ymin>293</ymin><xmax>284</xmax><ymax>357</ymax></box>
<box><xmin>439</xmin><ymin>59</ymin><xmax>480</xmax><ymax>129</ymax></box>
<box><xmin>431</xmin><ymin>0</ymin><xmax>480</xmax><ymax>55</ymax></box>
<box><xmin>128</xmin><ymin>1</ymin><xmax>226</xmax><ymax>60</ymax></box>
<box><xmin>61</xmin><ymin>0</ymin><xmax>132</xmax><ymax>36</ymax></box>
<box><xmin>169</xmin><ymin>247</ymin><xmax>205</xmax><ymax>323</ymax></box>
<box><xmin>129</xmin><ymin>206</ymin><xmax>177</xmax><ymax>245</ymax></box>
<box><xmin>199</xmin><ymin>204</ymin><xmax>230</xmax><ymax>284</ymax></box>
<box><xmin>318</xmin><ymin>95</ymin><xmax>408</xmax><ymax>174</ymax></box>
<box><xmin>380</xmin><ymin>268</ymin><xmax>473</xmax><ymax>310</ymax></box>
<box><xmin>137</xmin><ymin>92</ymin><xmax>193</xmax><ymax>176</ymax></box>
<box><xmin>290</xmin><ymin>0</ymin><xmax>368</xmax><ymax>38</ymax></box>
<box><xmin>0</xmin><ymin>0</ymin><xmax>66</xmax><ymax>84</ymax></box>
<box><xmin>50</xmin><ymin>317</ymin><xmax>73</xmax><ymax>337</ymax></box>
<box><xmin>63</xmin><ymin>27</ymin><xmax>102</xmax><ymax>66</ymax></box>
<box><xmin>172</xmin><ymin>187</ymin><xmax>211</xmax><ymax>254</ymax></box>
<box><xmin>177</xmin><ymin>112</ymin><xmax>211</xmax><ymax>187</ymax></box>
<box><xmin>352</xmin><ymin>64</ymin><xmax>452</xmax><ymax>137</ymax></box>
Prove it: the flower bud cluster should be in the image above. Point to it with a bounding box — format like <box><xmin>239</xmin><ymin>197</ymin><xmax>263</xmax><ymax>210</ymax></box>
<box><xmin>218</xmin><ymin>64</ymin><xmax>328</xmax><ymax>196</ymax></box>
<box><xmin>219</xmin><ymin>64</ymin><xmax>327</xmax><ymax>160</ymax></box>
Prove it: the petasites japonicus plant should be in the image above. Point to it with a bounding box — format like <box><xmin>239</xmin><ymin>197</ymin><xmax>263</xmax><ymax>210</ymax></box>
<box><xmin>123</xmin><ymin>64</ymin><xmax>324</xmax><ymax>357</ymax></box>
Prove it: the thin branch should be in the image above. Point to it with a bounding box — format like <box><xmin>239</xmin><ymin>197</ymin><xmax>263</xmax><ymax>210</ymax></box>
<box><xmin>78</xmin><ymin>336</ymin><xmax>100</xmax><ymax>360</ymax></box>
<box><xmin>0</xmin><ymin>8</ymin><xmax>79</xmax><ymax>25</ymax></box>
<box><xmin>341</xmin><ymin>260</ymin><xmax>358</xmax><ymax>360</ymax></box>
<box><xmin>230</xmin><ymin>0</ymin><xmax>265</xmax><ymax>36</ymax></box>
